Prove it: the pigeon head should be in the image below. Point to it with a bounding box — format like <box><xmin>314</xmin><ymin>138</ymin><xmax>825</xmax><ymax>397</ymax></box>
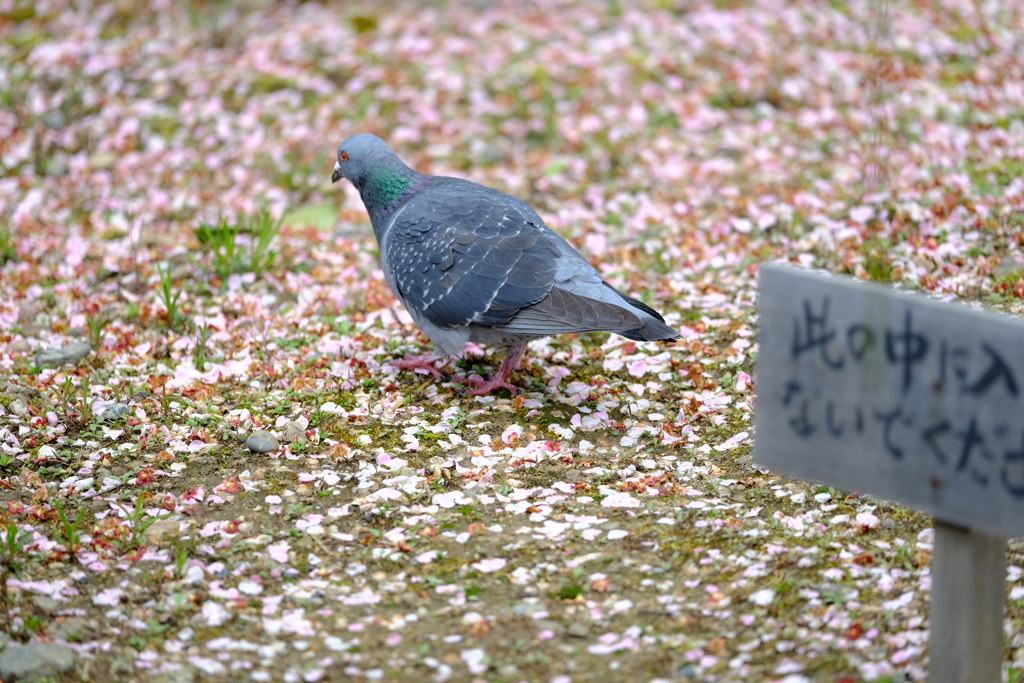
<box><xmin>332</xmin><ymin>134</ymin><xmax>403</xmax><ymax>185</ymax></box>
<box><xmin>332</xmin><ymin>134</ymin><xmax>419</xmax><ymax>215</ymax></box>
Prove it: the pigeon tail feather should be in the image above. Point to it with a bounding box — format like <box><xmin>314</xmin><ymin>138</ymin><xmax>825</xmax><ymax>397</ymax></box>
<box><xmin>616</xmin><ymin>317</ymin><xmax>681</xmax><ymax>342</ymax></box>
<box><xmin>609</xmin><ymin>287</ymin><xmax>668</xmax><ymax>322</ymax></box>
<box><xmin>485</xmin><ymin>286</ymin><xmax>643</xmax><ymax>336</ymax></box>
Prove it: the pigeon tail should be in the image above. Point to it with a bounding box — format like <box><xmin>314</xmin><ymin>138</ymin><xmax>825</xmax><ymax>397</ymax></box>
<box><xmin>609</xmin><ymin>287</ymin><xmax>668</xmax><ymax>322</ymax></box>
<box><xmin>617</xmin><ymin>317</ymin><xmax>681</xmax><ymax>342</ymax></box>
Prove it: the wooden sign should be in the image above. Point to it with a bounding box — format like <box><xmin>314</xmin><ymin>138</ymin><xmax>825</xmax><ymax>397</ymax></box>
<box><xmin>755</xmin><ymin>264</ymin><xmax>1013</xmax><ymax>683</ymax></box>
<box><xmin>756</xmin><ymin>264</ymin><xmax>1024</xmax><ymax>537</ymax></box>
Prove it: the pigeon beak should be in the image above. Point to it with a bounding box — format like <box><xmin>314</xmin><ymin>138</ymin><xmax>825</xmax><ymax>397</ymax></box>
<box><xmin>331</xmin><ymin>160</ymin><xmax>343</xmax><ymax>184</ymax></box>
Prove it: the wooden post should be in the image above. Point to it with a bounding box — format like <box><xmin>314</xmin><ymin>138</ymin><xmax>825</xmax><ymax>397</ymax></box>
<box><xmin>927</xmin><ymin>520</ymin><xmax>1007</xmax><ymax>683</ymax></box>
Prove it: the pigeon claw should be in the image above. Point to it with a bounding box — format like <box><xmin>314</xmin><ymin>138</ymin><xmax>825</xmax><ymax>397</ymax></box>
<box><xmin>455</xmin><ymin>373</ymin><xmax>519</xmax><ymax>396</ymax></box>
<box><xmin>388</xmin><ymin>355</ymin><xmax>443</xmax><ymax>381</ymax></box>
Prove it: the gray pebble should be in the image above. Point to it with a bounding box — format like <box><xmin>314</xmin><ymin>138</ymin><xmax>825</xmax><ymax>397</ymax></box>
<box><xmin>21</xmin><ymin>324</ymin><xmax>47</xmax><ymax>338</ymax></box>
<box><xmin>42</xmin><ymin>110</ymin><xmax>66</xmax><ymax>129</ymax></box>
<box><xmin>34</xmin><ymin>342</ymin><xmax>92</xmax><ymax>368</ymax></box>
<box><xmin>98</xmin><ymin>403</ymin><xmax>130</xmax><ymax>422</ymax></box>
<box><xmin>31</xmin><ymin>595</ymin><xmax>59</xmax><ymax>614</ymax></box>
<box><xmin>44</xmin><ymin>155</ymin><xmax>69</xmax><ymax>178</ymax></box>
<box><xmin>281</xmin><ymin>420</ymin><xmax>306</xmax><ymax>444</ymax></box>
<box><xmin>881</xmin><ymin>518</ymin><xmax>897</xmax><ymax>529</ymax></box>
<box><xmin>992</xmin><ymin>254</ymin><xmax>1024</xmax><ymax>281</ymax></box>
<box><xmin>142</xmin><ymin>518</ymin><xmax>181</xmax><ymax>546</ymax></box>
<box><xmin>566</xmin><ymin>622</ymin><xmax>589</xmax><ymax>638</ymax></box>
<box><xmin>9</xmin><ymin>339</ymin><xmax>30</xmax><ymax>353</ymax></box>
<box><xmin>49</xmin><ymin>616</ymin><xmax>94</xmax><ymax>642</ymax></box>
<box><xmin>535</xmin><ymin>619</ymin><xmax>567</xmax><ymax>636</ymax></box>
<box><xmin>17</xmin><ymin>303</ymin><xmax>36</xmax><ymax>325</ymax></box>
<box><xmin>147</xmin><ymin>668</ymin><xmax>197</xmax><ymax>683</ymax></box>
<box><xmin>8</xmin><ymin>398</ymin><xmax>28</xmax><ymax>417</ymax></box>
<box><xmin>515</xmin><ymin>586</ymin><xmax>539</xmax><ymax>599</ymax></box>
<box><xmin>496</xmin><ymin>664</ymin><xmax>519</xmax><ymax>678</ymax></box>
<box><xmin>246</xmin><ymin>430</ymin><xmax>280</xmax><ymax>453</ymax></box>
<box><xmin>0</xmin><ymin>642</ymin><xmax>75</xmax><ymax>681</ymax></box>
<box><xmin>307</xmin><ymin>352</ymin><xmax>339</xmax><ymax>362</ymax></box>
<box><xmin>512</xmin><ymin>602</ymin><xmax>545</xmax><ymax>617</ymax></box>
<box><xmin>88</xmin><ymin>152</ymin><xmax>116</xmax><ymax>171</ymax></box>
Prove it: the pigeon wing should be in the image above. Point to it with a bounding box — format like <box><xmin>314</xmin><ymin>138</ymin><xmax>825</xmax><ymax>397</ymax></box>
<box><xmin>386</xmin><ymin>189</ymin><xmax>559</xmax><ymax>330</ymax></box>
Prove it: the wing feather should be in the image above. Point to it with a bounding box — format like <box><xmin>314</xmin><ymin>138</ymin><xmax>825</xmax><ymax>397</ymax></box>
<box><xmin>386</xmin><ymin>185</ymin><xmax>559</xmax><ymax>330</ymax></box>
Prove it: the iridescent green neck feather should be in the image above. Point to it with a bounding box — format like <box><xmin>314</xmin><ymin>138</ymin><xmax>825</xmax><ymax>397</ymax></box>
<box><xmin>367</xmin><ymin>168</ymin><xmax>414</xmax><ymax>208</ymax></box>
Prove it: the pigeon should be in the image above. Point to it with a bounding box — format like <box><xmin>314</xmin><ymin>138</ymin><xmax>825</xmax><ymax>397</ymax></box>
<box><xmin>331</xmin><ymin>133</ymin><xmax>680</xmax><ymax>394</ymax></box>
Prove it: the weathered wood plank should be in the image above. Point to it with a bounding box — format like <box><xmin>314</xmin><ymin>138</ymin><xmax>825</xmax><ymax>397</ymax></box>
<box><xmin>928</xmin><ymin>520</ymin><xmax>1006</xmax><ymax>683</ymax></box>
<box><xmin>755</xmin><ymin>264</ymin><xmax>1024</xmax><ymax>538</ymax></box>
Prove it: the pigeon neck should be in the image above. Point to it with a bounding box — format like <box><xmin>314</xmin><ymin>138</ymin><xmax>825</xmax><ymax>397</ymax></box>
<box><xmin>360</xmin><ymin>167</ymin><xmax>419</xmax><ymax>222</ymax></box>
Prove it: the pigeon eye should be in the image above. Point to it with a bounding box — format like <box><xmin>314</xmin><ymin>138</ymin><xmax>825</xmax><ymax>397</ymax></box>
<box><xmin>340</xmin><ymin>151</ymin><xmax>349</xmax><ymax>162</ymax></box>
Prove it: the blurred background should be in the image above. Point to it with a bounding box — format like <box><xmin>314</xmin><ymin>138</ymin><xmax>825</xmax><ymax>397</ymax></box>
<box><xmin>2</xmin><ymin>0</ymin><xmax>1023</xmax><ymax>321</ymax></box>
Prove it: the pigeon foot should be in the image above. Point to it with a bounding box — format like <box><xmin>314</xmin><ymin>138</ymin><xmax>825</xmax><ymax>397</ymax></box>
<box><xmin>454</xmin><ymin>343</ymin><xmax>526</xmax><ymax>395</ymax></box>
<box><xmin>457</xmin><ymin>373</ymin><xmax>520</xmax><ymax>395</ymax></box>
<box><xmin>388</xmin><ymin>354</ymin><xmax>443</xmax><ymax>380</ymax></box>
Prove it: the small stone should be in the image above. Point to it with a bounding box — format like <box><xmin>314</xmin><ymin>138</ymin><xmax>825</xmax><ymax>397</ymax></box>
<box><xmin>478</xmin><ymin>142</ymin><xmax>505</xmax><ymax>165</ymax></box>
<box><xmin>147</xmin><ymin>668</ymin><xmax>197</xmax><ymax>683</ymax></box>
<box><xmin>8</xmin><ymin>398</ymin><xmax>28</xmax><ymax>416</ymax></box>
<box><xmin>42</xmin><ymin>110</ymin><xmax>66</xmax><ymax>129</ymax></box>
<box><xmin>909</xmin><ymin>254</ymin><xmax>937</xmax><ymax>274</ymax></box>
<box><xmin>8</xmin><ymin>386</ymin><xmax>40</xmax><ymax>399</ymax></box>
<box><xmin>515</xmin><ymin>586</ymin><xmax>539</xmax><ymax>599</ymax></box>
<box><xmin>496</xmin><ymin>664</ymin><xmax>519</xmax><ymax>678</ymax></box>
<box><xmin>88</xmin><ymin>152</ymin><xmax>117</xmax><ymax>170</ymax></box>
<box><xmin>31</xmin><ymin>595</ymin><xmax>59</xmax><ymax>614</ymax></box>
<box><xmin>136</xmin><ymin>231</ymin><xmax>177</xmax><ymax>249</ymax></box>
<box><xmin>34</xmin><ymin>342</ymin><xmax>92</xmax><ymax>368</ymax></box>
<box><xmin>66</xmin><ymin>326</ymin><xmax>83</xmax><ymax>337</ymax></box>
<box><xmin>281</xmin><ymin>420</ymin><xmax>306</xmax><ymax>444</ymax></box>
<box><xmin>397</xmin><ymin>592</ymin><xmax>426</xmax><ymax>608</ymax></box>
<box><xmin>512</xmin><ymin>602</ymin><xmax>544</xmax><ymax>617</ymax></box>
<box><xmin>44</xmin><ymin>155</ymin><xmax>69</xmax><ymax>177</ymax></box>
<box><xmin>21</xmin><ymin>324</ymin><xmax>46</xmax><ymax>338</ymax></box>
<box><xmin>8</xmin><ymin>339</ymin><xmax>30</xmax><ymax>353</ymax></box>
<box><xmin>246</xmin><ymin>430</ymin><xmax>280</xmax><ymax>454</ymax></box>
<box><xmin>566</xmin><ymin>622</ymin><xmax>589</xmax><ymax>638</ymax></box>
<box><xmin>17</xmin><ymin>303</ymin><xmax>36</xmax><ymax>325</ymax></box>
<box><xmin>992</xmin><ymin>254</ymin><xmax>1024</xmax><ymax>281</ymax></box>
<box><xmin>49</xmin><ymin>616</ymin><xmax>94</xmax><ymax>642</ymax></box>
<box><xmin>98</xmin><ymin>403</ymin><xmax>130</xmax><ymax>422</ymax></box>
<box><xmin>0</xmin><ymin>642</ymin><xmax>75</xmax><ymax>681</ymax></box>
<box><xmin>881</xmin><ymin>518</ymin><xmax>897</xmax><ymax>529</ymax></box>
<box><xmin>142</xmin><ymin>518</ymin><xmax>180</xmax><ymax>546</ymax></box>
<box><xmin>535</xmin><ymin>619</ymin><xmax>567</xmax><ymax>636</ymax></box>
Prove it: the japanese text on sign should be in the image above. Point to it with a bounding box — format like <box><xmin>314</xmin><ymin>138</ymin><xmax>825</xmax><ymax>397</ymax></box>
<box><xmin>755</xmin><ymin>265</ymin><xmax>1024</xmax><ymax>537</ymax></box>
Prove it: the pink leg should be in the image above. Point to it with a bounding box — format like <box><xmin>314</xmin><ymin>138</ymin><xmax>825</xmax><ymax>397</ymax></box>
<box><xmin>387</xmin><ymin>353</ymin><xmax>443</xmax><ymax>381</ymax></box>
<box><xmin>455</xmin><ymin>344</ymin><xmax>527</xmax><ymax>395</ymax></box>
